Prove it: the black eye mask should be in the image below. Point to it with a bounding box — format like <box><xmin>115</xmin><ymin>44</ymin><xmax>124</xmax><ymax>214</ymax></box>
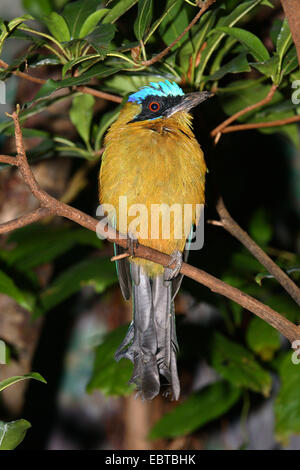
<box><xmin>129</xmin><ymin>95</ymin><xmax>183</xmax><ymax>123</ymax></box>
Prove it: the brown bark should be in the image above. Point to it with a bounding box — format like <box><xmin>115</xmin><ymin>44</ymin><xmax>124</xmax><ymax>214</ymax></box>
<box><xmin>281</xmin><ymin>0</ymin><xmax>300</xmax><ymax>66</ymax></box>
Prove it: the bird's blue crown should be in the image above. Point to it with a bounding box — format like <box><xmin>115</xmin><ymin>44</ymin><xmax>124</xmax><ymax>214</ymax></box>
<box><xmin>128</xmin><ymin>80</ymin><xmax>184</xmax><ymax>104</ymax></box>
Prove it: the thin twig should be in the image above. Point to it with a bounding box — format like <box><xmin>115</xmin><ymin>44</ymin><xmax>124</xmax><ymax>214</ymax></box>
<box><xmin>207</xmin><ymin>219</ymin><xmax>224</xmax><ymax>227</ymax></box>
<box><xmin>215</xmin><ymin>196</ymin><xmax>300</xmax><ymax>308</ymax></box>
<box><xmin>0</xmin><ymin>208</ymin><xmax>51</xmax><ymax>234</ymax></box>
<box><xmin>0</xmin><ymin>59</ymin><xmax>46</xmax><ymax>85</ymax></box>
<box><xmin>75</xmin><ymin>86</ymin><xmax>122</xmax><ymax>103</ymax></box>
<box><xmin>141</xmin><ymin>0</ymin><xmax>216</xmax><ymax>67</ymax></box>
<box><xmin>0</xmin><ymin>111</ymin><xmax>300</xmax><ymax>345</ymax></box>
<box><xmin>111</xmin><ymin>252</ymin><xmax>131</xmax><ymax>262</ymax></box>
<box><xmin>221</xmin><ymin>114</ymin><xmax>300</xmax><ymax>134</ymax></box>
<box><xmin>211</xmin><ymin>84</ymin><xmax>278</xmax><ymax>139</ymax></box>
<box><xmin>0</xmin><ymin>155</ymin><xmax>19</xmax><ymax>166</ymax></box>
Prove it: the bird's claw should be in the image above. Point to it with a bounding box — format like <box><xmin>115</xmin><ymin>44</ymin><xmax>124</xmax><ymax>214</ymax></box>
<box><xmin>126</xmin><ymin>232</ymin><xmax>139</xmax><ymax>256</ymax></box>
<box><xmin>164</xmin><ymin>250</ymin><xmax>183</xmax><ymax>280</ymax></box>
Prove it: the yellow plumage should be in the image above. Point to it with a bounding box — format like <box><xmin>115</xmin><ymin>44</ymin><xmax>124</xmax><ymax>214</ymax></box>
<box><xmin>99</xmin><ymin>102</ymin><xmax>206</xmax><ymax>275</ymax></box>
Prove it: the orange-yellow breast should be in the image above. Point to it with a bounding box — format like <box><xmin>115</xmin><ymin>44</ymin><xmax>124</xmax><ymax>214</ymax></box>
<box><xmin>99</xmin><ymin>102</ymin><xmax>206</xmax><ymax>275</ymax></box>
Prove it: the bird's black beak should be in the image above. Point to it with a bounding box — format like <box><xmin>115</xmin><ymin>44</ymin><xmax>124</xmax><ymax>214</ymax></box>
<box><xmin>164</xmin><ymin>91</ymin><xmax>214</xmax><ymax>117</ymax></box>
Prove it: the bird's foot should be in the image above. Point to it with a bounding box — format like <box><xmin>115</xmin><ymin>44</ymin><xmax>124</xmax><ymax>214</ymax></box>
<box><xmin>164</xmin><ymin>250</ymin><xmax>183</xmax><ymax>280</ymax></box>
<box><xmin>126</xmin><ymin>232</ymin><xmax>139</xmax><ymax>256</ymax></box>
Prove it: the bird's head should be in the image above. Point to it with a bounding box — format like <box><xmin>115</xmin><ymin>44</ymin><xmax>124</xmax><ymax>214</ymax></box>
<box><xmin>126</xmin><ymin>80</ymin><xmax>213</xmax><ymax>124</ymax></box>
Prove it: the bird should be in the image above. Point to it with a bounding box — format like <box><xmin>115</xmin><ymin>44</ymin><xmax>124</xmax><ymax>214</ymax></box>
<box><xmin>99</xmin><ymin>80</ymin><xmax>211</xmax><ymax>400</ymax></box>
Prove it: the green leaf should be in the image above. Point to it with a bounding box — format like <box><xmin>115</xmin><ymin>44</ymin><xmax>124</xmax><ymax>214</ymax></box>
<box><xmin>34</xmin><ymin>64</ymin><xmax>121</xmax><ymax>100</ymax></box>
<box><xmin>0</xmin><ymin>88</ymin><xmax>76</xmax><ymax>137</ymax></box>
<box><xmin>0</xmin><ymin>14</ymin><xmax>33</xmax><ymax>54</ymax></box>
<box><xmin>159</xmin><ymin>0</ymin><xmax>190</xmax><ymax>50</ymax></box>
<box><xmin>85</xmin><ymin>24</ymin><xmax>116</xmax><ymax>56</ymax></box>
<box><xmin>246</xmin><ymin>317</ymin><xmax>280</xmax><ymax>361</ymax></box>
<box><xmin>268</xmin><ymin>294</ymin><xmax>300</xmax><ymax>323</ymax></box>
<box><xmin>276</xmin><ymin>18</ymin><xmax>292</xmax><ymax>58</ymax></box>
<box><xmin>217</xmin><ymin>0</ymin><xmax>264</xmax><ymax>28</ymax></box>
<box><xmin>144</xmin><ymin>0</ymin><xmax>178</xmax><ymax>45</ymax></box>
<box><xmin>22</xmin><ymin>0</ymin><xmax>52</xmax><ymax>18</ymax></box>
<box><xmin>196</xmin><ymin>0</ymin><xmax>264</xmax><ymax>85</ymax></box>
<box><xmin>70</xmin><ymin>93</ymin><xmax>95</xmax><ymax>145</ymax></box>
<box><xmin>95</xmin><ymin>107</ymin><xmax>121</xmax><ymax>150</ymax></box>
<box><xmin>261</xmin><ymin>0</ymin><xmax>274</xmax><ymax>6</ymax></box>
<box><xmin>291</xmin><ymin>68</ymin><xmax>300</xmax><ymax>82</ymax></box>
<box><xmin>79</xmin><ymin>9</ymin><xmax>109</xmax><ymax>38</ymax></box>
<box><xmin>274</xmin><ymin>352</ymin><xmax>300</xmax><ymax>444</ymax></box>
<box><xmin>63</xmin><ymin>0</ymin><xmax>100</xmax><ymax>39</ymax></box>
<box><xmin>1</xmin><ymin>224</ymin><xmax>102</xmax><ymax>270</ymax></box>
<box><xmin>87</xmin><ymin>324</ymin><xmax>135</xmax><ymax>396</ymax></box>
<box><xmin>0</xmin><ymin>372</ymin><xmax>46</xmax><ymax>392</ymax></box>
<box><xmin>206</xmin><ymin>36</ymin><xmax>237</xmax><ymax>79</ymax></box>
<box><xmin>231</xmin><ymin>251</ymin><xmax>263</xmax><ymax>274</ymax></box>
<box><xmin>255</xmin><ymin>271</ymin><xmax>272</xmax><ymax>286</ymax></box>
<box><xmin>0</xmin><ymin>269</ymin><xmax>35</xmax><ymax>312</ymax></box>
<box><xmin>247</xmin><ymin>108</ymin><xmax>299</xmax><ymax>148</ymax></box>
<box><xmin>270</xmin><ymin>18</ymin><xmax>282</xmax><ymax>46</ymax></box>
<box><xmin>207</xmin><ymin>53</ymin><xmax>250</xmax><ymax>81</ymax></box>
<box><xmin>4</xmin><ymin>14</ymin><xmax>34</xmax><ymax>29</ymax></box>
<box><xmin>281</xmin><ymin>46</ymin><xmax>299</xmax><ymax>77</ymax></box>
<box><xmin>179</xmin><ymin>9</ymin><xmax>217</xmax><ymax>73</ymax></box>
<box><xmin>102</xmin><ymin>73</ymin><xmax>165</xmax><ymax>95</ymax></box>
<box><xmin>0</xmin><ymin>51</ymin><xmax>35</xmax><ymax>81</ymax></box>
<box><xmin>40</xmin><ymin>258</ymin><xmax>117</xmax><ymax>312</ymax></box>
<box><xmin>42</xmin><ymin>12</ymin><xmax>70</xmax><ymax>42</ymax></box>
<box><xmin>220</xmin><ymin>80</ymin><xmax>282</xmax><ymax>121</ymax></box>
<box><xmin>29</xmin><ymin>55</ymin><xmax>62</xmax><ymax>68</ymax></box>
<box><xmin>215</xmin><ymin>26</ymin><xmax>270</xmax><ymax>62</ymax></box>
<box><xmin>53</xmin><ymin>0</ymin><xmax>69</xmax><ymax>7</ymax></box>
<box><xmin>103</xmin><ymin>0</ymin><xmax>138</xmax><ymax>24</ymax></box>
<box><xmin>251</xmin><ymin>55</ymin><xmax>279</xmax><ymax>82</ymax></box>
<box><xmin>134</xmin><ymin>0</ymin><xmax>153</xmax><ymax>41</ymax></box>
<box><xmin>249</xmin><ymin>208</ymin><xmax>272</xmax><ymax>245</ymax></box>
<box><xmin>274</xmin><ymin>18</ymin><xmax>294</xmax><ymax>83</ymax></box>
<box><xmin>149</xmin><ymin>381</ymin><xmax>241</xmax><ymax>439</ymax></box>
<box><xmin>0</xmin><ymin>420</ymin><xmax>31</xmax><ymax>450</ymax></box>
<box><xmin>210</xmin><ymin>332</ymin><xmax>272</xmax><ymax>396</ymax></box>
<box><xmin>62</xmin><ymin>55</ymin><xmax>102</xmax><ymax>78</ymax></box>
<box><xmin>255</xmin><ymin>267</ymin><xmax>300</xmax><ymax>288</ymax></box>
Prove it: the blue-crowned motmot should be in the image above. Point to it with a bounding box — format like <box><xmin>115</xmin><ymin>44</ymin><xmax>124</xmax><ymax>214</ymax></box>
<box><xmin>99</xmin><ymin>80</ymin><xmax>211</xmax><ymax>400</ymax></box>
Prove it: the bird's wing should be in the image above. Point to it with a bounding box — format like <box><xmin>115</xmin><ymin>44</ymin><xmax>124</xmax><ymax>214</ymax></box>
<box><xmin>171</xmin><ymin>226</ymin><xmax>193</xmax><ymax>300</ymax></box>
<box><xmin>171</xmin><ymin>246</ymin><xmax>189</xmax><ymax>300</ymax></box>
<box><xmin>114</xmin><ymin>243</ymin><xmax>132</xmax><ymax>300</ymax></box>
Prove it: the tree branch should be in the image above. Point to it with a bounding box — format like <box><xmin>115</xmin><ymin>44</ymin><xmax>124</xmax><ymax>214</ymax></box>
<box><xmin>215</xmin><ymin>196</ymin><xmax>300</xmax><ymax>308</ymax></box>
<box><xmin>0</xmin><ymin>110</ymin><xmax>299</xmax><ymax>345</ymax></box>
<box><xmin>141</xmin><ymin>0</ymin><xmax>216</xmax><ymax>67</ymax></box>
<box><xmin>77</xmin><ymin>86</ymin><xmax>122</xmax><ymax>103</ymax></box>
<box><xmin>220</xmin><ymin>114</ymin><xmax>300</xmax><ymax>134</ymax></box>
<box><xmin>280</xmin><ymin>0</ymin><xmax>300</xmax><ymax>66</ymax></box>
<box><xmin>0</xmin><ymin>208</ymin><xmax>51</xmax><ymax>234</ymax></box>
<box><xmin>0</xmin><ymin>59</ymin><xmax>46</xmax><ymax>85</ymax></box>
<box><xmin>211</xmin><ymin>84</ymin><xmax>278</xmax><ymax>140</ymax></box>
<box><xmin>0</xmin><ymin>155</ymin><xmax>18</xmax><ymax>166</ymax></box>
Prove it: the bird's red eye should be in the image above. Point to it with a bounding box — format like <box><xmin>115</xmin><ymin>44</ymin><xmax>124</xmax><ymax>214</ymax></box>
<box><xmin>149</xmin><ymin>101</ymin><xmax>160</xmax><ymax>112</ymax></box>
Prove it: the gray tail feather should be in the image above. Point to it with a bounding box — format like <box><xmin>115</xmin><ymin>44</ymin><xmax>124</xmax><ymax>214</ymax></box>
<box><xmin>115</xmin><ymin>264</ymin><xmax>180</xmax><ymax>401</ymax></box>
